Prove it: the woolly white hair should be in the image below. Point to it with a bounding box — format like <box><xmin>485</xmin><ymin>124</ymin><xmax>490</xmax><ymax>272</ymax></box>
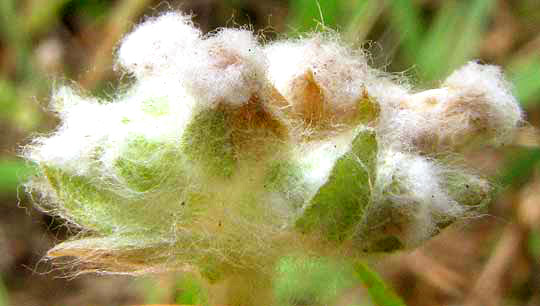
<box><xmin>265</xmin><ymin>35</ymin><xmax>370</xmax><ymax>112</ymax></box>
<box><xmin>119</xmin><ymin>14</ymin><xmax>267</xmax><ymax>108</ymax></box>
<box><xmin>24</xmin><ymin>12</ymin><xmax>523</xmax><ymax>280</ymax></box>
<box><xmin>375</xmin><ymin>62</ymin><xmax>522</xmax><ymax>152</ymax></box>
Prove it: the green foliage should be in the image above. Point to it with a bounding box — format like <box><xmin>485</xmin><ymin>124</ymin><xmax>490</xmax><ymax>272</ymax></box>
<box><xmin>265</xmin><ymin>161</ymin><xmax>302</xmax><ymax>191</ymax></box>
<box><xmin>444</xmin><ymin>0</ymin><xmax>495</xmax><ymax>79</ymax></box>
<box><xmin>288</xmin><ymin>0</ymin><xmax>520</xmax><ymax>92</ymax></box>
<box><xmin>24</xmin><ymin>0</ymin><xmax>73</xmax><ymax>36</ymax></box>
<box><xmin>274</xmin><ymin>255</ymin><xmax>358</xmax><ymax>306</ymax></box>
<box><xmin>392</xmin><ymin>0</ymin><xmax>495</xmax><ymax>82</ymax></box>
<box><xmin>0</xmin><ymin>0</ymin><xmax>31</xmax><ymax>80</ymax></box>
<box><xmin>353</xmin><ymin>262</ymin><xmax>406</xmax><ymax>306</ymax></box>
<box><xmin>353</xmin><ymin>200</ymin><xmax>407</xmax><ymax>253</ymax></box>
<box><xmin>63</xmin><ymin>0</ymin><xmax>112</xmax><ymax>22</ymax></box>
<box><xmin>0</xmin><ymin>79</ymin><xmax>18</xmax><ymax>120</ymax></box>
<box><xmin>297</xmin><ymin>130</ymin><xmax>377</xmax><ymax>242</ymax></box>
<box><xmin>509</xmin><ymin>55</ymin><xmax>540</xmax><ymax>107</ymax></box>
<box><xmin>42</xmin><ymin>166</ymin><xmax>125</xmax><ymax>233</ymax></box>
<box><xmin>264</xmin><ymin>160</ymin><xmax>306</xmax><ymax>209</ymax></box>
<box><xmin>356</xmin><ymin>95</ymin><xmax>380</xmax><ymax>125</ymax></box>
<box><xmin>182</xmin><ymin>109</ymin><xmax>236</xmax><ymax>178</ymax></box>
<box><xmin>115</xmin><ymin>136</ymin><xmax>181</xmax><ymax>192</ymax></box>
<box><xmin>500</xmin><ymin>148</ymin><xmax>540</xmax><ymax>188</ymax></box>
<box><xmin>444</xmin><ymin>172</ymin><xmax>491</xmax><ymax>207</ymax></box>
<box><xmin>387</xmin><ymin>0</ymin><xmax>424</xmax><ymax>64</ymax></box>
<box><xmin>528</xmin><ymin>229</ymin><xmax>540</xmax><ymax>259</ymax></box>
<box><xmin>174</xmin><ymin>274</ymin><xmax>208</xmax><ymax>305</ymax></box>
<box><xmin>344</xmin><ymin>1</ymin><xmax>386</xmax><ymax>43</ymax></box>
<box><xmin>140</xmin><ymin>277</ymin><xmax>170</xmax><ymax>304</ymax></box>
<box><xmin>0</xmin><ymin>276</ymin><xmax>7</xmax><ymax>306</ymax></box>
<box><xmin>42</xmin><ymin>163</ymin><xmax>179</xmax><ymax>234</ymax></box>
<box><xmin>288</xmin><ymin>0</ymin><xmax>340</xmax><ymax>33</ymax></box>
<box><xmin>274</xmin><ymin>256</ymin><xmax>407</xmax><ymax>306</ymax></box>
<box><xmin>0</xmin><ymin>159</ymin><xmax>33</xmax><ymax>195</ymax></box>
<box><xmin>410</xmin><ymin>1</ymin><xmax>462</xmax><ymax>81</ymax></box>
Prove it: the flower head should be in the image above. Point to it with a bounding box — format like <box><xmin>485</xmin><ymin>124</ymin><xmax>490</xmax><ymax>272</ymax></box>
<box><xmin>25</xmin><ymin>12</ymin><xmax>522</xmax><ymax>277</ymax></box>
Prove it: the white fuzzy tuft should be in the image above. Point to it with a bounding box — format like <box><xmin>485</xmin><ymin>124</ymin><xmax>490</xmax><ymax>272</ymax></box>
<box><xmin>375</xmin><ymin>150</ymin><xmax>463</xmax><ymax>246</ymax></box>
<box><xmin>118</xmin><ymin>13</ymin><xmax>266</xmax><ymax>108</ymax></box>
<box><xmin>117</xmin><ymin>12</ymin><xmax>202</xmax><ymax>78</ymax></box>
<box><xmin>183</xmin><ymin>28</ymin><xmax>267</xmax><ymax>106</ymax></box>
<box><xmin>265</xmin><ymin>35</ymin><xmax>370</xmax><ymax>118</ymax></box>
<box><xmin>376</xmin><ymin>62</ymin><xmax>523</xmax><ymax>152</ymax></box>
<box><xmin>443</xmin><ymin>61</ymin><xmax>523</xmax><ymax>143</ymax></box>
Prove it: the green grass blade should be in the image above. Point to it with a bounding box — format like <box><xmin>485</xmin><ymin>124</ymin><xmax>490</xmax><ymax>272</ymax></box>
<box><xmin>344</xmin><ymin>0</ymin><xmax>387</xmax><ymax>44</ymax></box>
<box><xmin>446</xmin><ymin>0</ymin><xmax>496</xmax><ymax>75</ymax></box>
<box><xmin>287</xmin><ymin>0</ymin><xmax>341</xmax><ymax>34</ymax></box>
<box><xmin>508</xmin><ymin>55</ymin><xmax>540</xmax><ymax>107</ymax></box>
<box><xmin>387</xmin><ymin>0</ymin><xmax>424</xmax><ymax>64</ymax></box>
<box><xmin>392</xmin><ymin>0</ymin><xmax>495</xmax><ymax>82</ymax></box>
<box><xmin>414</xmin><ymin>1</ymin><xmax>461</xmax><ymax>82</ymax></box>
<box><xmin>354</xmin><ymin>262</ymin><xmax>406</xmax><ymax>306</ymax></box>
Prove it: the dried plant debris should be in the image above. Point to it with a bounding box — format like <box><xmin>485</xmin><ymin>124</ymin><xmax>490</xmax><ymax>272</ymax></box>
<box><xmin>24</xmin><ymin>12</ymin><xmax>522</xmax><ymax>277</ymax></box>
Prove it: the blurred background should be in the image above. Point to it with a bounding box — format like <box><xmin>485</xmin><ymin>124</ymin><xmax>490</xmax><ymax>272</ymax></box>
<box><xmin>0</xmin><ymin>0</ymin><xmax>539</xmax><ymax>305</ymax></box>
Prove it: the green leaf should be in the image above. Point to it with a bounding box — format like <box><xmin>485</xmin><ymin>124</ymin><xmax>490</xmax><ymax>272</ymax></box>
<box><xmin>0</xmin><ymin>159</ymin><xmax>34</xmax><ymax>195</ymax></box>
<box><xmin>181</xmin><ymin>108</ymin><xmax>236</xmax><ymax>179</ymax></box>
<box><xmin>296</xmin><ymin>130</ymin><xmax>377</xmax><ymax>242</ymax></box>
<box><xmin>354</xmin><ymin>262</ymin><xmax>406</xmax><ymax>306</ymax></box>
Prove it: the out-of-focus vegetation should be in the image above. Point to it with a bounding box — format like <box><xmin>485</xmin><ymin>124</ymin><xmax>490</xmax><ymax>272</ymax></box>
<box><xmin>0</xmin><ymin>0</ymin><xmax>539</xmax><ymax>305</ymax></box>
